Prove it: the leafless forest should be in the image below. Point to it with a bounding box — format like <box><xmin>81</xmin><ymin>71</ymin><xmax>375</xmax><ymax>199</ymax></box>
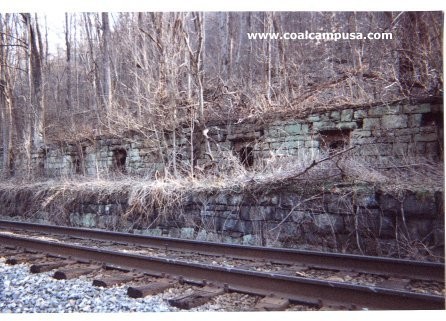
<box><xmin>0</xmin><ymin>12</ymin><xmax>443</xmax><ymax>176</ymax></box>
<box><xmin>0</xmin><ymin>11</ymin><xmax>443</xmax><ymax>259</ymax></box>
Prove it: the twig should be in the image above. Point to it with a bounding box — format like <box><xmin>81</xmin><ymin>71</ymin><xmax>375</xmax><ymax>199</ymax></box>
<box><xmin>268</xmin><ymin>193</ymin><xmax>323</xmax><ymax>232</ymax></box>
<box><xmin>284</xmin><ymin>146</ymin><xmax>357</xmax><ymax>182</ymax></box>
<box><xmin>376</xmin><ymin>164</ymin><xmax>424</xmax><ymax>169</ymax></box>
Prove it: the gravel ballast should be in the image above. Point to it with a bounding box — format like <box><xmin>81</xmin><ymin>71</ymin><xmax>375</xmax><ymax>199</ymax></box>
<box><xmin>0</xmin><ymin>258</ymin><xmax>264</xmax><ymax>312</ymax></box>
<box><xmin>0</xmin><ymin>260</ymin><xmax>177</xmax><ymax>313</ymax></box>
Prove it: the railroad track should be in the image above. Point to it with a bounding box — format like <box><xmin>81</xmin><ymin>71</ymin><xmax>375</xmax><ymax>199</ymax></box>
<box><xmin>0</xmin><ymin>219</ymin><xmax>444</xmax><ymax>310</ymax></box>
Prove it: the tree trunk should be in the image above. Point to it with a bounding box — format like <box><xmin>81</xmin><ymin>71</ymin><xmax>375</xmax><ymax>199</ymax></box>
<box><xmin>0</xmin><ymin>14</ymin><xmax>15</xmax><ymax>176</ymax></box>
<box><xmin>65</xmin><ymin>13</ymin><xmax>72</xmax><ymax>111</ymax></box>
<box><xmin>101</xmin><ymin>12</ymin><xmax>112</xmax><ymax>111</ymax></box>
<box><xmin>22</xmin><ymin>13</ymin><xmax>44</xmax><ymax>148</ymax></box>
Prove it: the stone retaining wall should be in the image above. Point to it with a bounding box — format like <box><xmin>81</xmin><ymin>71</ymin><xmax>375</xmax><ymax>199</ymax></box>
<box><xmin>2</xmin><ymin>101</ymin><xmax>442</xmax><ymax>178</ymax></box>
<box><xmin>1</xmin><ymin>186</ymin><xmax>443</xmax><ymax>258</ymax></box>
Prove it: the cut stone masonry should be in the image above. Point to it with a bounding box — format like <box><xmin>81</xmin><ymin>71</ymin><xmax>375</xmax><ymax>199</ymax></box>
<box><xmin>0</xmin><ymin>100</ymin><xmax>443</xmax><ymax>258</ymax></box>
<box><xmin>2</xmin><ymin>101</ymin><xmax>441</xmax><ymax>177</ymax></box>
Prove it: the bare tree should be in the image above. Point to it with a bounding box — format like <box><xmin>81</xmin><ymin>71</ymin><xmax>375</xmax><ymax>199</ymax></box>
<box><xmin>0</xmin><ymin>12</ymin><xmax>442</xmax><ymax>179</ymax></box>
<box><xmin>101</xmin><ymin>12</ymin><xmax>112</xmax><ymax>112</ymax></box>
<box><xmin>0</xmin><ymin>13</ymin><xmax>16</xmax><ymax>176</ymax></box>
<box><xmin>65</xmin><ymin>13</ymin><xmax>72</xmax><ymax>111</ymax></box>
<box><xmin>21</xmin><ymin>13</ymin><xmax>44</xmax><ymax>148</ymax></box>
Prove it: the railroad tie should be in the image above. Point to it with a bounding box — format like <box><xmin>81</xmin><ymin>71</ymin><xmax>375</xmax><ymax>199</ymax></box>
<box><xmin>53</xmin><ymin>265</ymin><xmax>102</xmax><ymax>280</ymax></box>
<box><xmin>5</xmin><ymin>253</ymin><xmax>46</xmax><ymax>265</ymax></box>
<box><xmin>93</xmin><ymin>273</ymin><xmax>140</xmax><ymax>288</ymax></box>
<box><xmin>127</xmin><ymin>279</ymin><xmax>176</xmax><ymax>298</ymax></box>
<box><xmin>168</xmin><ymin>286</ymin><xmax>224</xmax><ymax>310</ymax></box>
<box><xmin>0</xmin><ymin>249</ymin><xmax>23</xmax><ymax>257</ymax></box>
<box><xmin>30</xmin><ymin>260</ymin><xmax>76</xmax><ymax>273</ymax></box>
<box><xmin>255</xmin><ymin>295</ymin><xmax>290</xmax><ymax>311</ymax></box>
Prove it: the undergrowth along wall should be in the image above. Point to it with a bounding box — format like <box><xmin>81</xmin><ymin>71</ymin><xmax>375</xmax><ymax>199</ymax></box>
<box><xmin>0</xmin><ymin>100</ymin><xmax>442</xmax><ymax>178</ymax></box>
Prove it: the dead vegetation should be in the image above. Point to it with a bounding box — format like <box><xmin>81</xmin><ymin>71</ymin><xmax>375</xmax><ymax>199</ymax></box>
<box><xmin>0</xmin><ymin>148</ymin><xmax>442</xmax><ymax>222</ymax></box>
<box><xmin>0</xmin><ymin>146</ymin><xmax>443</xmax><ymax>260</ymax></box>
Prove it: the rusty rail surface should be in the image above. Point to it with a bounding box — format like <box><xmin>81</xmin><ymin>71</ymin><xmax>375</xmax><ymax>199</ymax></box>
<box><xmin>0</xmin><ymin>219</ymin><xmax>444</xmax><ymax>282</ymax></box>
<box><xmin>0</xmin><ymin>233</ymin><xmax>444</xmax><ymax>310</ymax></box>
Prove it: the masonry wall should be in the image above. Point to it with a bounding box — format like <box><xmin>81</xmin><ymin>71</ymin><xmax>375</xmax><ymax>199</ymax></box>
<box><xmin>2</xmin><ymin>101</ymin><xmax>441</xmax><ymax>178</ymax></box>
<box><xmin>200</xmin><ymin>102</ymin><xmax>443</xmax><ymax>169</ymax></box>
<box><xmin>0</xmin><ymin>101</ymin><xmax>443</xmax><ymax>258</ymax></box>
<box><xmin>1</xmin><ymin>186</ymin><xmax>443</xmax><ymax>258</ymax></box>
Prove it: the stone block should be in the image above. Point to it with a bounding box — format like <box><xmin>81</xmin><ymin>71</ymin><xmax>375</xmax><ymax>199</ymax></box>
<box><xmin>227</xmin><ymin>131</ymin><xmax>261</xmax><ymax>141</ymax></box>
<box><xmin>221</xmin><ymin>218</ymin><xmax>240</xmax><ymax>232</ymax></box>
<box><xmin>392</xmin><ymin>143</ymin><xmax>408</xmax><ymax>155</ymax></box>
<box><xmin>264</xmin><ymin>137</ymin><xmax>279</xmax><ymax>143</ymax></box>
<box><xmin>241</xmin><ymin>221</ymin><xmax>254</xmax><ymax>234</ymax></box>
<box><xmin>283</xmin><ymin>124</ymin><xmax>302</xmax><ymax>135</ymax></box>
<box><xmin>341</xmin><ymin>109</ymin><xmax>354</xmax><ymax>122</ymax></box>
<box><xmin>142</xmin><ymin>228</ymin><xmax>163</xmax><ymax>237</ymax></box>
<box><xmin>265</xmin><ymin>127</ymin><xmax>276</xmax><ymax>136</ymax></box>
<box><xmin>275</xmin><ymin>129</ymin><xmax>292</xmax><ymax>138</ymax></box>
<box><xmin>251</xmin><ymin>206</ymin><xmax>275</xmax><ymax>221</ymax></box>
<box><xmin>330</xmin><ymin>111</ymin><xmax>341</xmax><ymax>121</ymax></box>
<box><xmin>180</xmin><ymin>227</ymin><xmax>195</xmax><ymax>239</ymax></box>
<box><xmin>291</xmin><ymin>210</ymin><xmax>312</xmax><ymax>223</ymax></box>
<box><xmin>411</xmin><ymin>142</ymin><xmax>426</xmax><ymax>154</ymax></box>
<box><xmin>420</xmin><ymin>126</ymin><xmax>437</xmax><ymax>133</ymax></box>
<box><xmin>242</xmin><ymin>234</ymin><xmax>258</xmax><ymax>246</ymax></box>
<box><xmin>381</xmin><ymin>114</ymin><xmax>408</xmax><ymax>129</ymax></box>
<box><xmin>414</xmin><ymin>133</ymin><xmax>438</xmax><ymax>142</ymax></box>
<box><xmin>368</xmin><ymin>106</ymin><xmax>387</xmax><ymax>117</ymax></box>
<box><xmin>279</xmin><ymin>193</ymin><xmax>302</xmax><ymax>208</ymax></box>
<box><xmin>313</xmin><ymin>214</ymin><xmax>344</xmax><ymax>234</ymax></box>
<box><xmin>228</xmin><ymin>194</ymin><xmax>243</xmax><ymax>206</ymax></box>
<box><xmin>337</xmin><ymin>122</ymin><xmax>358</xmax><ymax>130</ymax></box>
<box><xmin>351</xmin><ymin>130</ymin><xmax>372</xmax><ymax>138</ymax></box>
<box><xmin>355</xmin><ymin>193</ymin><xmax>379</xmax><ymax>209</ymax></box>
<box><xmin>403</xmin><ymin>104</ymin><xmax>432</xmax><ymax>114</ymax></box>
<box><xmin>283</xmin><ymin>141</ymin><xmax>303</xmax><ymax>149</ymax></box>
<box><xmin>301</xmin><ymin>124</ymin><xmax>310</xmax><ymax>133</ymax></box>
<box><xmin>81</xmin><ymin>213</ymin><xmax>97</xmax><ymax>228</ymax></box>
<box><xmin>354</xmin><ymin>110</ymin><xmax>367</xmax><ymax>119</ymax></box>
<box><xmin>97</xmin><ymin>215</ymin><xmax>118</xmax><ymax>229</ymax></box>
<box><xmin>324</xmin><ymin>194</ymin><xmax>352</xmax><ymax>214</ymax></box>
<box><xmin>395</xmin><ymin>128</ymin><xmax>419</xmax><ymax>136</ymax></box>
<box><xmin>409</xmin><ymin>114</ymin><xmax>423</xmax><ymax>128</ymax></box>
<box><xmin>368</xmin><ymin>105</ymin><xmax>401</xmax><ymax>117</ymax></box>
<box><xmin>305</xmin><ymin>140</ymin><xmax>319</xmax><ymax>148</ymax></box>
<box><xmin>394</xmin><ymin>135</ymin><xmax>412</xmax><ymax>143</ymax></box>
<box><xmin>313</xmin><ymin>121</ymin><xmax>336</xmax><ymax>131</ymax></box>
<box><xmin>355</xmin><ymin>209</ymin><xmax>393</xmax><ymax>238</ymax></box>
<box><xmin>239</xmin><ymin>206</ymin><xmax>250</xmax><ymax>221</ymax></box>
<box><xmin>359</xmin><ymin>144</ymin><xmax>380</xmax><ymax>156</ymax></box>
<box><xmin>222</xmin><ymin>235</ymin><xmax>242</xmax><ymax>245</ymax></box>
<box><xmin>283</xmin><ymin>135</ymin><xmax>305</xmax><ymax>142</ymax></box>
<box><xmin>214</xmin><ymin>193</ymin><xmax>228</xmax><ymax>205</ymax></box>
<box><xmin>196</xmin><ymin>229</ymin><xmax>208</xmax><ymax>241</ymax></box>
<box><xmin>402</xmin><ymin>193</ymin><xmax>437</xmax><ymax>218</ymax></box>
<box><xmin>270</xmin><ymin>142</ymin><xmax>285</xmax><ymax>149</ymax></box>
<box><xmin>363</xmin><ymin>118</ymin><xmax>381</xmax><ymax>130</ymax></box>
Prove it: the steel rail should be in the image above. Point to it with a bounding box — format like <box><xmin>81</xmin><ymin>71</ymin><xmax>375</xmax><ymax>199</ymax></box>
<box><xmin>0</xmin><ymin>233</ymin><xmax>444</xmax><ymax>310</ymax></box>
<box><xmin>0</xmin><ymin>219</ymin><xmax>444</xmax><ymax>282</ymax></box>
